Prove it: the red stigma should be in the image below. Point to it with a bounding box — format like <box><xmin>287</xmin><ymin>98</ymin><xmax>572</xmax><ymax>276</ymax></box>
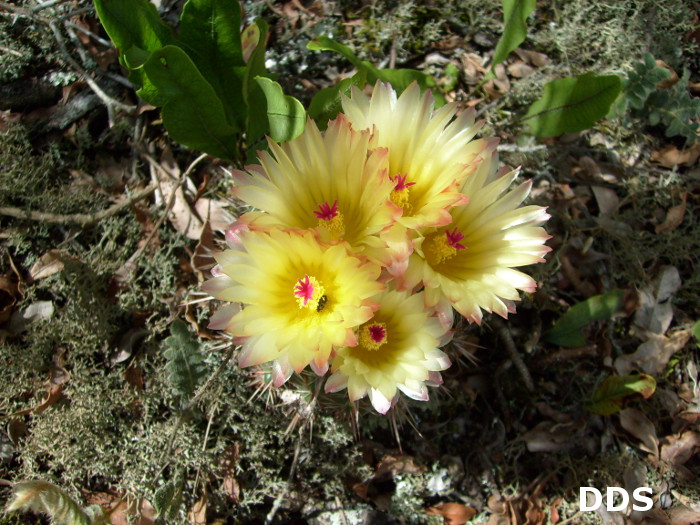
<box><xmin>368</xmin><ymin>324</ymin><xmax>387</xmax><ymax>343</ymax></box>
<box><xmin>294</xmin><ymin>275</ymin><xmax>314</xmax><ymax>305</ymax></box>
<box><xmin>313</xmin><ymin>200</ymin><xmax>339</xmax><ymax>221</ymax></box>
<box><xmin>390</xmin><ymin>173</ymin><xmax>416</xmax><ymax>191</ymax></box>
<box><xmin>446</xmin><ymin>228</ymin><xmax>466</xmax><ymax>250</ymax></box>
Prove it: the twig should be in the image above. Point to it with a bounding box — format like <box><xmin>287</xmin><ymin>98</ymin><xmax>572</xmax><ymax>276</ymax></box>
<box><xmin>494</xmin><ymin>318</ymin><xmax>535</xmax><ymax>392</ymax></box>
<box><xmin>474</xmin><ymin>98</ymin><xmax>499</xmax><ymax>119</ymax></box>
<box><xmin>54</xmin><ymin>7</ymin><xmax>94</xmax><ymax>22</ymax></box>
<box><xmin>0</xmin><ymin>44</ymin><xmax>23</xmax><ymax>57</ymax></box>
<box><xmin>0</xmin><ymin>183</ymin><xmax>157</xmax><ymax>226</ymax></box>
<box><xmin>497</xmin><ymin>144</ymin><xmax>549</xmax><ymax>153</ymax></box>
<box><xmin>265</xmin><ymin>429</ymin><xmax>303</xmax><ymax>525</ymax></box>
<box><xmin>334</xmin><ymin>495</ymin><xmax>349</xmax><ymax>525</ymax></box>
<box><xmin>32</xmin><ymin>0</ymin><xmax>67</xmax><ymax>12</ymax></box>
<box><xmin>48</xmin><ymin>20</ymin><xmax>136</xmax><ymax>120</ymax></box>
<box><xmin>64</xmin><ymin>20</ymin><xmax>113</xmax><ymax>48</ymax></box>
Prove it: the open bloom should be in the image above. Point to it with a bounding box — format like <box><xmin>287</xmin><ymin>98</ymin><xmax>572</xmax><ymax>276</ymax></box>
<box><xmin>341</xmin><ymin>81</ymin><xmax>491</xmax><ymax>230</ymax></box>
<box><xmin>398</xmin><ymin>145</ymin><xmax>551</xmax><ymax>324</ymax></box>
<box><xmin>203</xmin><ymin>228</ymin><xmax>383</xmax><ymax>384</ymax></box>
<box><xmin>230</xmin><ymin>115</ymin><xmax>399</xmax><ymax>265</ymax></box>
<box><xmin>326</xmin><ymin>289</ymin><xmax>451</xmax><ymax>414</ymax></box>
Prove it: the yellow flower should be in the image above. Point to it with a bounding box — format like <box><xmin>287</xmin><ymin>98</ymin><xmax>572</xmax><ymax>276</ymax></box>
<box><xmin>203</xmin><ymin>228</ymin><xmax>384</xmax><ymax>385</ymax></box>
<box><xmin>231</xmin><ymin>115</ymin><xmax>400</xmax><ymax>265</ymax></box>
<box><xmin>341</xmin><ymin>81</ymin><xmax>492</xmax><ymax>230</ymax></box>
<box><xmin>326</xmin><ymin>289</ymin><xmax>451</xmax><ymax>414</ymax></box>
<box><xmin>398</xmin><ymin>145</ymin><xmax>551</xmax><ymax>324</ymax></box>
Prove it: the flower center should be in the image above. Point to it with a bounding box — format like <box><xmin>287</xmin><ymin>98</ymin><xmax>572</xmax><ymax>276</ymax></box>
<box><xmin>314</xmin><ymin>199</ymin><xmax>345</xmax><ymax>239</ymax></box>
<box><xmin>359</xmin><ymin>322</ymin><xmax>388</xmax><ymax>351</ymax></box>
<box><xmin>389</xmin><ymin>173</ymin><xmax>415</xmax><ymax>215</ymax></box>
<box><xmin>293</xmin><ymin>274</ymin><xmax>327</xmax><ymax>310</ymax></box>
<box><xmin>424</xmin><ymin>228</ymin><xmax>467</xmax><ymax>265</ymax></box>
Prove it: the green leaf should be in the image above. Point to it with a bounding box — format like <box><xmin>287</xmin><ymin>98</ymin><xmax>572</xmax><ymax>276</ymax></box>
<box><xmin>94</xmin><ymin>0</ymin><xmax>174</xmax><ymax>55</ymax></box>
<box><xmin>94</xmin><ymin>0</ymin><xmax>174</xmax><ymax>89</ymax></box>
<box><xmin>585</xmin><ymin>374</ymin><xmax>656</xmax><ymax>415</ymax></box>
<box><xmin>163</xmin><ymin>319</ymin><xmax>208</xmax><ymax>405</ymax></box>
<box><xmin>545</xmin><ymin>290</ymin><xmax>625</xmax><ymax>348</ymax></box>
<box><xmin>647</xmin><ymin>70</ymin><xmax>700</xmax><ymax>144</ymax></box>
<box><xmin>153</xmin><ymin>481</ymin><xmax>175</xmax><ymax>517</ymax></box>
<box><xmin>492</xmin><ymin>0</ymin><xmax>536</xmax><ymax>68</ymax></box>
<box><xmin>122</xmin><ymin>46</ymin><xmax>165</xmax><ymax>106</ymax></box>
<box><xmin>308</xmin><ymin>69</ymin><xmax>367</xmax><ymax>129</ymax></box>
<box><xmin>178</xmin><ymin>0</ymin><xmax>247</xmax><ymax>129</ymax></box>
<box><xmin>139</xmin><ymin>46</ymin><xmax>239</xmax><ymax>159</ymax></box>
<box><xmin>255</xmin><ymin>76</ymin><xmax>306</xmax><ymax>142</ymax></box>
<box><xmin>692</xmin><ymin>320</ymin><xmax>700</xmax><ymax>347</ymax></box>
<box><xmin>244</xmin><ymin>18</ymin><xmax>270</xmax><ymax>145</ymax></box>
<box><xmin>307</xmin><ymin>36</ymin><xmax>444</xmax><ymax>105</ymax></box>
<box><xmin>522</xmin><ymin>72</ymin><xmax>622</xmax><ymax>137</ymax></box>
<box><xmin>307</xmin><ymin>36</ymin><xmax>380</xmax><ymax>79</ymax></box>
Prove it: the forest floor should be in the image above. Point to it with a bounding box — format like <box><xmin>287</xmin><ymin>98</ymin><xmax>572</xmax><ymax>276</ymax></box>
<box><xmin>0</xmin><ymin>0</ymin><xmax>699</xmax><ymax>524</ymax></box>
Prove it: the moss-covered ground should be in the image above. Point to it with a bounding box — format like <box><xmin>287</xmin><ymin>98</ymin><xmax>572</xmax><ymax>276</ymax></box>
<box><xmin>1</xmin><ymin>0</ymin><xmax>699</xmax><ymax>523</ymax></box>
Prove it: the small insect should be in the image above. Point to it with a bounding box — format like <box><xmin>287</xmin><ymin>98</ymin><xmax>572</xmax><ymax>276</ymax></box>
<box><xmin>316</xmin><ymin>295</ymin><xmax>328</xmax><ymax>312</ymax></box>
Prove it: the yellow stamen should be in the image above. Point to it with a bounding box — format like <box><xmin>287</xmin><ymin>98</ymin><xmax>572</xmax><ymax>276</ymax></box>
<box><xmin>390</xmin><ymin>189</ymin><xmax>413</xmax><ymax>215</ymax></box>
<box><xmin>359</xmin><ymin>322</ymin><xmax>388</xmax><ymax>351</ymax></box>
<box><xmin>424</xmin><ymin>232</ymin><xmax>458</xmax><ymax>265</ymax></box>
<box><xmin>317</xmin><ymin>212</ymin><xmax>345</xmax><ymax>239</ymax></box>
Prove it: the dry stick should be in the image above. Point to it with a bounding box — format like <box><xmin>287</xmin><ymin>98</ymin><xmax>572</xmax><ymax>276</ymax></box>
<box><xmin>334</xmin><ymin>495</ymin><xmax>349</xmax><ymax>525</ymax></box>
<box><xmin>265</xmin><ymin>430</ymin><xmax>303</xmax><ymax>525</ymax></box>
<box><xmin>0</xmin><ymin>44</ymin><xmax>23</xmax><ymax>57</ymax></box>
<box><xmin>493</xmin><ymin>318</ymin><xmax>535</xmax><ymax>392</ymax></box>
<box><xmin>47</xmin><ymin>20</ymin><xmax>136</xmax><ymax>119</ymax></box>
<box><xmin>497</xmin><ymin>144</ymin><xmax>549</xmax><ymax>153</ymax></box>
<box><xmin>0</xmin><ymin>183</ymin><xmax>157</xmax><ymax>226</ymax></box>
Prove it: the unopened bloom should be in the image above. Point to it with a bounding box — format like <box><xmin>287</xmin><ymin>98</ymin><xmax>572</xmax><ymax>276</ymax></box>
<box><xmin>231</xmin><ymin>115</ymin><xmax>399</xmax><ymax>264</ymax></box>
<box><xmin>399</xmin><ymin>146</ymin><xmax>551</xmax><ymax>324</ymax></box>
<box><xmin>341</xmin><ymin>82</ymin><xmax>490</xmax><ymax>230</ymax></box>
<box><xmin>203</xmin><ymin>228</ymin><xmax>383</xmax><ymax>384</ymax></box>
<box><xmin>326</xmin><ymin>289</ymin><xmax>451</xmax><ymax>414</ymax></box>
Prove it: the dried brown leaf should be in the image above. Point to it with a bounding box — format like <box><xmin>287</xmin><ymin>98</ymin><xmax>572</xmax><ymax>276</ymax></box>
<box><xmin>520</xmin><ymin>420</ymin><xmax>583</xmax><ymax>452</ymax></box>
<box><xmin>655</xmin><ymin>192</ymin><xmax>687</xmax><ymax>234</ymax></box>
<box><xmin>651</xmin><ymin>144</ymin><xmax>700</xmax><ymax>167</ymax></box>
<box><xmin>619</xmin><ymin>408</ymin><xmax>659</xmax><ymax>457</ymax></box>
<box><xmin>668</xmin><ymin>505</ymin><xmax>700</xmax><ymax>525</ymax></box>
<box><xmin>615</xmin><ymin>330</ymin><xmax>691</xmax><ymax>376</ymax></box>
<box><xmin>376</xmin><ymin>454</ymin><xmax>425</xmax><ymax>477</ymax></box>
<box><xmin>28</xmin><ymin>250</ymin><xmax>65</xmax><ymax>281</ymax></box>
<box><xmin>655</xmin><ymin>59</ymin><xmax>679</xmax><ymax>89</ymax></box>
<box><xmin>514</xmin><ymin>48</ymin><xmax>549</xmax><ymax>67</ymax></box>
<box><xmin>188</xmin><ymin>494</ymin><xmax>207</xmax><ymax>525</ymax></box>
<box><xmin>660</xmin><ymin>431</ymin><xmax>700</xmax><ymax>480</ymax></box>
<box><xmin>547</xmin><ymin>499</ymin><xmax>562</xmax><ymax>524</ymax></box>
<box><xmin>633</xmin><ymin>266</ymin><xmax>681</xmax><ymax>335</ymax></box>
<box><xmin>0</xmin><ymin>256</ymin><xmax>22</xmax><ymax>324</ymax></box>
<box><xmin>507</xmin><ymin>62</ymin><xmax>535</xmax><ymax>78</ymax></box>
<box><xmin>592</xmin><ymin>186</ymin><xmax>620</xmax><ymax>216</ymax></box>
<box><xmin>191</xmin><ymin>220</ymin><xmax>216</xmax><ymax>283</ymax></box>
<box><xmin>426</xmin><ymin>502</ymin><xmax>477</xmax><ymax>525</ymax></box>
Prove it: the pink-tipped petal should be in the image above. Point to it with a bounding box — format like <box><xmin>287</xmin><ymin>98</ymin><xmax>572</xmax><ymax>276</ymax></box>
<box><xmin>369</xmin><ymin>388</ymin><xmax>392</xmax><ymax>414</ymax></box>
<box><xmin>325</xmin><ymin>372</ymin><xmax>349</xmax><ymax>393</ymax></box>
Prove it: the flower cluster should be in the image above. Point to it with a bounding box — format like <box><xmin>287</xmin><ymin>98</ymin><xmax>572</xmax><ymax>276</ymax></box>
<box><xmin>203</xmin><ymin>82</ymin><xmax>550</xmax><ymax>413</ymax></box>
